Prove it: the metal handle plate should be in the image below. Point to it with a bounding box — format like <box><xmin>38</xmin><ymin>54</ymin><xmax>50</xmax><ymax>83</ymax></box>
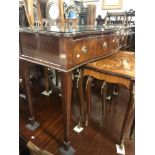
<box><xmin>103</xmin><ymin>42</ymin><xmax>108</xmax><ymax>48</ymax></box>
<box><xmin>82</xmin><ymin>46</ymin><xmax>87</xmax><ymax>54</ymax></box>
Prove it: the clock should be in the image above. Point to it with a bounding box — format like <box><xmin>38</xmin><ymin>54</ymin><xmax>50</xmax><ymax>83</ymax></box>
<box><xmin>46</xmin><ymin>0</ymin><xmax>64</xmax><ymax>26</ymax></box>
<box><xmin>49</xmin><ymin>3</ymin><xmax>59</xmax><ymax>20</ymax></box>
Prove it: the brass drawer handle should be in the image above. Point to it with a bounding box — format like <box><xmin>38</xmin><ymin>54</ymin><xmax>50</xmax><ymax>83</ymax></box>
<box><xmin>82</xmin><ymin>46</ymin><xmax>87</xmax><ymax>54</ymax></box>
<box><xmin>103</xmin><ymin>42</ymin><xmax>108</xmax><ymax>48</ymax></box>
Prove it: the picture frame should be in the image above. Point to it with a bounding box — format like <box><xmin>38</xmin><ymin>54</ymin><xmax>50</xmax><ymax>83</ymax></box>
<box><xmin>102</xmin><ymin>0</ymin><xmax>123</xmax><ymax>9</ymax></box>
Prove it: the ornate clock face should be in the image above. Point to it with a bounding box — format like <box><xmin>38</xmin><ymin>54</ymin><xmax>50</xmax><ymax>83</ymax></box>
<box><xmin>49</xmin><ymin>4</ymin><xmax>59</xmax><ymax>20</ymax></box>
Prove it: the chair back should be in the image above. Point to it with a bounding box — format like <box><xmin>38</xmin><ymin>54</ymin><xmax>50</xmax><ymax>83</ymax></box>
<box><xmin>105</xmin><ymin>12</ymin><xmax>126</xmax><ymax>26</ymax></box>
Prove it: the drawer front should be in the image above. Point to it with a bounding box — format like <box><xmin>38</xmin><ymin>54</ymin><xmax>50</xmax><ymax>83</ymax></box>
<box><xmin>96</xmin><ymin>34</ymin><xmax>118</xmax><ymax>57</ymax></box>
<box><xmin>73</xmin><ymin>38</ymin><xmax>96</xmax><ymax>65</ymax></box>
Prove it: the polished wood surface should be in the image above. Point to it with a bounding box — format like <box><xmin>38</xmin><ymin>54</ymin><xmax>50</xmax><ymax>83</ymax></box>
<box><xmin>20</xmin><ymin>79</ymin><xmax>134</xmax><ymax>155</ymax></box>
<box><xmin>85</xmin><ymin>51</ymin><xmax>135</xmax><ymax>80</ymax></box>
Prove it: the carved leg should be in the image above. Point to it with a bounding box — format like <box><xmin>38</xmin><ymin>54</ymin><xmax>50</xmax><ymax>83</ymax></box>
<box><xmin>44</xmin><ymin>67</ymin><xmax>49</xmax><ymax>92</ymax></box>
<box><xmin>99</xmin><ymin>81</ymin><xmax>107</xmax><ymax>127</ymax></box>
<box><xmin>55</xmin><ymin>70</ymin><xmax>59</xmax><ymax>87</ymax></box>
<box><xmin>20</xmin><ymin>60</ymin><xmax>39</xmax><ymax>130</ymax></box>
<box><xmin>41</xmin><ymin>67</ymin><xmax>52</xmax><ymax>96</ymax></box>
<box><xmin>59</xmin><ymin>71</ymin><xmax>75</xmax><ymax>155</ymax></box>
<box><xmin>77</xmin><ymin>69</ymin><xmax>84</xmax><ymax>127</ymax></box>
<box><xmin>85</xmin><ymin>76</ymin><xmax>93</xmax><ymax>126</ymax></box>
<box><xmin>120</xmin><ymin>82</ymin><xmax>135</xmax><ymax>148</ymax></box>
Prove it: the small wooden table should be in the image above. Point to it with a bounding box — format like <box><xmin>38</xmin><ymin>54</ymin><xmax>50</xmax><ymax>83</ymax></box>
<box><xmin>79</xmin><ymin>51</ymin><xmax>135</xmax><ymax>147</ymax></box>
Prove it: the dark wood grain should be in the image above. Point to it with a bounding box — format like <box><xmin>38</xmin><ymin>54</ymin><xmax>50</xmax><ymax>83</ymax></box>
<box><xmin>19</xmin><ymin>27</ymin><xmax>129</xmax><ymax>72</ymax></box>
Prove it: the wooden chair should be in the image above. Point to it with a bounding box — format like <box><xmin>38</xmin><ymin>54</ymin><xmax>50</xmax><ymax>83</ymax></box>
<box><xmin>126</xmin><ymin>9</ymin><xmax>135</xmax><ymax>27</ymax></box>
<box><xmin>105</xmin><ymin>12</ymin><xmax>126</xmax><ymax>26</ymax></box>
<box><xmin>27</xmin><ymin>141</ymin><xmax>53</xmax><ymax>155</ymax></box>
<box><xmin>78</xmin><ymin>51</ymin><xmax>135</xmax><ymax>148</ymax></box>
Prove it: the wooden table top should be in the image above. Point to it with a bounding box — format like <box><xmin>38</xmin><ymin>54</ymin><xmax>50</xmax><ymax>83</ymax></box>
<box><xmin>85</xmin><ymin>51</ymin><xmax>135</xmax><ymax>80</ymax></box>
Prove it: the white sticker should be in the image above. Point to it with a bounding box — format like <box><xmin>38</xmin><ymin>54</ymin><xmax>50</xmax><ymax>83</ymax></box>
<box><xmin>41</xmin><ymin>90</ymin><xmax>52</xmax><ymax>96</ymax></box>
<box><xmin>73</xmin><ymin>125</ymin><xmax>83</xmax><ymax>133</ymax></box>
<box><xmin>31</xmin><ymin>136</ymin><xmax>35</xmax><ymax>139</ymax></box>
<box><xmin>116</xmin><ymin>144</ymin><xmax>125</xmax><ymax>155</ymax></box>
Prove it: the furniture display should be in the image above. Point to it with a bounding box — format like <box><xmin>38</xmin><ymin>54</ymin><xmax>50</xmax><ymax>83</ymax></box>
<box><xmin>19</xmin><ymin>24</ymin><xmax>129</xmax><ymax>154</ymax></box>
<box><xmin>78</xmin><ymin>51</ymin><xmax>135</xmax><ymax>148</ymax></box>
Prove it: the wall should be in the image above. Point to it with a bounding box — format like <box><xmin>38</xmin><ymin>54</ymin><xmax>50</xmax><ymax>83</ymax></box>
<box><xmin>82</xmin><ymin>0</ymin><xmax>135</xmax><ymax>18</ymax></box>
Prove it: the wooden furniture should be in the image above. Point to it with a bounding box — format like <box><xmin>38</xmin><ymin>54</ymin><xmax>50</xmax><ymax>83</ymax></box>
<box><xmin>105</xmin><ymin>12</ymin><xmax>126</xmax><ymax>26</ymax></box>
<box><xmin>19</xmin><ymin>25</ymin><xmax>129</xmax><ymax>154</ymax></box>
<box><xmin>126</xmin><ymin>9</ymin><xmax>135</xmax><ymax>27</ymax></box>
<box><xmin>97</xmin><ymin>10</ymin><xmax>135</xmax><ymax>27</ymax></box>
<box><xmin>78</xmin><ymin>51</ymin><xmax>135</xmax><ymax>147</ymax></box>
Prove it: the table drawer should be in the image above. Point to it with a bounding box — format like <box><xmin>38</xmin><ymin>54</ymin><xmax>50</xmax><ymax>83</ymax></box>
<box><xmin>96</xmin><ymin>34</ymin><xmax>118</xmax><ymax>57</ymax></box>
<box><xmin>73</xmin><ymin>38</ymin><xmax>96</xmax><ymax>65</ymax></box>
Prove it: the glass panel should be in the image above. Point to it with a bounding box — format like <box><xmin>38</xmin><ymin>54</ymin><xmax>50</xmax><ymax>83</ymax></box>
<box><xmin>19</xmin><ymin>25</ymin><xmax>128</xmax><ymax>36</ymax></box>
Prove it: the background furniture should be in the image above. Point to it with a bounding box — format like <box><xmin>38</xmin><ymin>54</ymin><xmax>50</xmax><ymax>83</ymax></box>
<box><xmin>105</xmin><ymin>12</ymin><xmax>126</xmax><ymax>26</ymax></box>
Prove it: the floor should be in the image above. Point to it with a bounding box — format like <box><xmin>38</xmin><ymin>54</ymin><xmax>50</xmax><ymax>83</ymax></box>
<box><xmin>19</xmin><ymin>77</ymin><xmax>134</xmax><ymax>155</ymax></box>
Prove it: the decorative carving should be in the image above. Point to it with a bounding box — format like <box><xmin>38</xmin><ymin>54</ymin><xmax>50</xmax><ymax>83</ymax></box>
<box><xmin>96</xmin><ymin>15</ymin><xmax>105</xmax><ymax>25</ymax></box>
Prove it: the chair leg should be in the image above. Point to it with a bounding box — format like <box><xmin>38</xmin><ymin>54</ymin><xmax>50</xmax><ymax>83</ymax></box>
<box><xmin>44</xmin><ymin>67</ymin><xmax>49</xmax><ymax>92</ymax></box>
<box><xmin>85</xmin><ymin>76</ymin><xmax>93</xmax><ymax>126</ymax></box>
<box><xmin>130</xmin><ymin>117</ymin><xmax>135</xmax><ymax>140</ymax></box>
<box><xmin>77</xmin><ymin>69</ymin><xmax>84</xmax><ymax>127</ymax></box>
<box><xmin>120</xmin><ymin>82</ymin><xmax>134</xmax><ymax>148</ymax></box>
<box><xmin>99</xmin><ymin>81</ymin><xmax>107</xmax><ymax>127</ymax></box>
